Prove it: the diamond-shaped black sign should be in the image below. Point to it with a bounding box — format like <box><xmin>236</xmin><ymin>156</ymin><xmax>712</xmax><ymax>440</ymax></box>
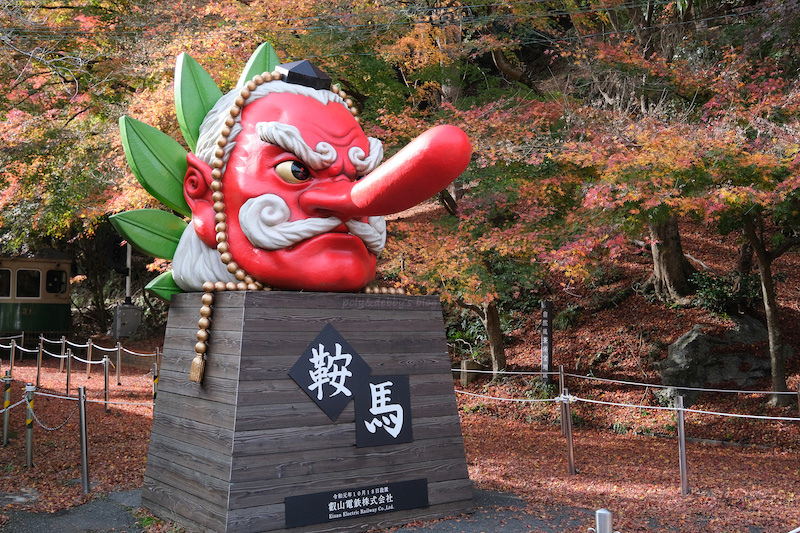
<box><xmin>289</xmin><ymin>323</ymin><xmax>372</xmax><ymax>421</ymax></box>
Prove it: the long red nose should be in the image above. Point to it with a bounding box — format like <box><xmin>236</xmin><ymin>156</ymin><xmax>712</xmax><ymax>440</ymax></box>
<box><xmin>299</xmin><ymin>125</ymin><xmax>471</xmax><ymax>219</ymax></box>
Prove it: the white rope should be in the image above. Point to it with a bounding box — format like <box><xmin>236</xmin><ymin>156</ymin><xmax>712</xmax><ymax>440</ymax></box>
<box><xmin>34</xmin><ymin>391</ymin><xmax>78</xmax><ymax>401</ymax></box>
<box><xmin>451</xmin><ymin>368</ymin><xmax>557</xmax><ymax>376</ymax></box>
<box><xmin>39</xmin><ymin>336</ymin><xmax>64</xmax><ymax>346</ymax></box>
<box><xmin>65</xmin><ymin>340</ymin><xmax>90</xmax><ymax>349</ymax></box>
<box><xmin>70</xmin><ymin>354</ymin><xmax>105</xmax><ymax>365</ymax></box>
<box><xmin>85</xmin><ymin>398</ymin><xmax>154</xmax><ymax>407</ymax></box>
<box><xmin>0</xmin><ymin>343</ymin><xmax>11</xmax><ymax>350</ymax></box>
<box><xmin>121</xmin><ymin>347</ymin><xmax>156</xmax><ymax>357</ymax></box>
<box><xmin>15</xmin><ymin>345</ymin><xmax>38</xmax><ymax>354</ymax></box>
<box><xmin>0</xmin><ymin>334</ymin><xmax>23</xmax><ymax>342</ymax></box>
<box><xmin>456</xmin><ymin>390</ymin><xmax>557</xmax><ymax>403</ymax></box>
<box><xmin>565</xmin><ymin>372</ymin><xmax>797</xmax><ymax>396</ymax></box>
<box><xmin>0</xmin><ymin>398</ymin><xmax>26</xmax><ymax>414</ymax></box>
<box><xmin>91</xmin><ymin>345</ymin><xmax>118</xmax><ymax>353</ymax></box>
<box><xmin>41</xmin><ymin>348</ymin><xmax>68</xmax><ymax>359</ymax></box>
<box><xmin>571</xmin><ymin>395</ymin><xmax>800</xmax><ymax>421</ymax></box>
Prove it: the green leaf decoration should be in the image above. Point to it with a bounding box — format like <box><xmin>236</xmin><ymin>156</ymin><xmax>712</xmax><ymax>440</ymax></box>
<box><xmin>175</xmin><ymin>52</ymin><xmax>223</xmax><ymax>152</ymax></box>
<box><xmin>109</xmin><ymin>209</ymin><xmax>187</xmax><ymax>260</ymax></box>
<box><xmin>119</xmin><ymin>116</ymin><xmax>191</xmax><ymax>217</ymax></box>
<box><xmin>237</xmin><ymin>42</ymin><xmax>281</xmax><ymax>88</ymax></box>
<box><xmin>146</xmin><ymin>270</ymin><xmax>183</xmax><ymax>301</ymax></box>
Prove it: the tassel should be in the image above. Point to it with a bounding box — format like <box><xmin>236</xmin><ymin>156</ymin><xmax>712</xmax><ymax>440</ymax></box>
<box><xmin>189</xmin><ymin>354</ymin><xmax>206</xmax><ymax>383</ymax></box>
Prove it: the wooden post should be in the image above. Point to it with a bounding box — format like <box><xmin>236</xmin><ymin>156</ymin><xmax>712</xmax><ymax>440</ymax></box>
<box><xmin>153</xmin><ymin>363</ymin><xmax>159</xmax><ymax>401</ymax></box>
<box><xmin>59</xmin><ymin>336</ymin><xmax>66</xmax><ymax>373</ymax></box>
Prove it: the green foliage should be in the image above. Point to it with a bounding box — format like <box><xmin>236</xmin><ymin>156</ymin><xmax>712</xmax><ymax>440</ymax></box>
<box><xmin>553</xmin><ymin>305</ymin><xmax>580</xmax><ymax>331</ymax></box>
<box><xmin>691</xmin><ymin>271</ymin><xmax>762</xmax><ymax>315</ymax></box>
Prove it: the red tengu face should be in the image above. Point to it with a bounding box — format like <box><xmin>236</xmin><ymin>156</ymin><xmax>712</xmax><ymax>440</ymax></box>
<box><xmin>185</xmin><ymin>92</ymin><xmax>379</xmax><ymax>292</ymax></box>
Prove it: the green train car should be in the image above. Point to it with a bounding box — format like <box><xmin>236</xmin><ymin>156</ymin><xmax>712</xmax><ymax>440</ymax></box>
<box><xmin>0</xmin><ymin>257</ymin><xmax>71</xmax><ymax>338</ymax></box>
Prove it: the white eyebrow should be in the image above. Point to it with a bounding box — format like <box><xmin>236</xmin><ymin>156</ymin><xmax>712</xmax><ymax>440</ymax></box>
<box><xmin>350</xmin><ymin>137</ymin><xmax>384</xmax><ymax>175</ymax></box>
<box><xmin>256</xmin><ymin>122</ymin><xmax>337</xmax><ymax>170</ymax></box>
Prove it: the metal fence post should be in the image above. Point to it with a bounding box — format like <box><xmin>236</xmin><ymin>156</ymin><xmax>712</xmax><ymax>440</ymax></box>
<box><xmin>2</xmin><ymin>372</ymin><xmax>10</xmax><ymax>446</ymax></box>
<box><xmin>153</xmin><ymin>362</ymin><xmax>159</xmax><ymax>401</ymax></box>
<box><xmin>562</xmin><ymin>387</ymin><xmax>576</xmax><ymax>475</ymax></box>
<box><xmin>65</xmin><ymin>348</ymin><xmax>72</xmax><ymax>395</ymax></box>
<box><xmin>116</xmin><ymin>342</ymin><xmax>122</xmax><ymax>386</ymax></box>
<box><xmin>103</xmin><ymin>356</ymin><xmax>110</xmax><ymax>413</ymax></box>
<box><xmin>9</xmin><ymin>339</ymin><xmax>15</xmax><ymax>376</ymax></box>
<box><xmin>677</xmin><ymin>395</ymin><xmax>689</xmax><ymax>496</ymax></box>
<box><xmin>59</xmin><ymin>336</ymin><xmax>66</xmax><ymax>373</ymax></box>
<box><xmin>78</xmin><ymin>386</ymin><xmax>89</xmax><ymax>495</ymax></box>
<box><xmin>36</xmin><ymin>336</ymin><xmax>43</xmax><ymax>388</ymax></box>
<box><xmin>86</xmin><ymin>340</ymin><xmax>93</xmax><ymax>379</ymax></box>
<box><xmin>25</xmin><ymin>384</ymin><xmax>34</xmax><ymax>467</ymax></box>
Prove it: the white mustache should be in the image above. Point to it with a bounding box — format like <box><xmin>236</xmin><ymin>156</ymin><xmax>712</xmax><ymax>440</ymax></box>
<box><xmin>239</xmin><ymin>194</ymin><xmax>386</xmax><ymax>255</ymax></box>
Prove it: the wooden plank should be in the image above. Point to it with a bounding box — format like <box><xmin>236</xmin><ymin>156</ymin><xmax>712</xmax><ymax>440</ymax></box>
<box><xmin>229</xmin><ymin>437</ymin><xmax>469</xmax><ymax>483</ymax></box>
<box><xmin>230</xmin><ymin>414</ymin><xmax>463</xmax><ymax>458</ymax></box>
<box><xmin>155</xmin><ymin>389</ymin><xmax>237</xmax><ymax>431</ymax></box>
<box><xmin>145</xmin><ymin>453</ymin><xmax>231</xmax><ymax>507</ymax></box>
<box><xmin>146</xmin><ymin>430</ymin><xmax>234</xmax><ymax>481</ymax></box>
<box><xmin>156</xmin><ymin>371</ymin><xmax>239</xmax><ymax>405</ymax></box>
<box><xmin>224</xmin><ymin>486</ymin><xmax>474</xmax><ymax>533</ymax></box>
<box><xmin>232</xmin><ymin>392</ymin><xmax>459</xmax><ymax>432</ymax></box>
<box><xmin>227</xmin><ymin>457</ymin><xmax>470</xmax><ymax>509</ymax></box>
<box><xmin>151</xmin><ymin>412</ymin><xmax>234</xmax><ymax>456</ymax></box>
<box><xmin>142</xmin><ymin>479</ymin><xmax>227</xmax><ymax>533</ymax></box>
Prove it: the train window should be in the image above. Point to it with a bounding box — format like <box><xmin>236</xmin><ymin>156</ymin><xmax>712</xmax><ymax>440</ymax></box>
<box><xmin>46</xmin><ymin>270</ymin><xmax>68</xmax><ymax>294</ymax></box>
<box><xmin>17</xmin><ymin>269</ymin><xmax>41</xmax><ymax>298</ymax></box>
<box><xmin>0</xmin><ymin>269</ymin><xmax>9</xmax><ymax>298</ymax></box>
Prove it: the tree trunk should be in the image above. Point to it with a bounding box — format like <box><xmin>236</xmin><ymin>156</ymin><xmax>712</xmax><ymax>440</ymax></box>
<box><xmin>646</xmin><ymin>215</ymin><xmax>695</xmax><ymax>305</ymax></box>
<box><xmin>733</xmin><ymin>240</ymin><xmax>754</xmax><ymax>314</ymax></box>
<box><xmin>479</xmin><ymin>300</ymin><xmax>507</xmax><ymax>377</ymax></box>
<box><xmin>743</xmin><ymin>219</ymin><xmax>790</xmax><ymax>406</ymax></box>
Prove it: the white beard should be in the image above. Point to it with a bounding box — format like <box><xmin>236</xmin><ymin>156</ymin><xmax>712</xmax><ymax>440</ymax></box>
<box><xmin>171</xmin><ymin>194</ymin><xmax>387</xmax><ymax>292</ymax></box>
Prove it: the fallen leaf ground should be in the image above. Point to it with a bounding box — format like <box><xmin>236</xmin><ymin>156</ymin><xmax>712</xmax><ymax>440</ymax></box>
<box><xmin>0</xmin><ymin>220</ymin><xmax>798</xmax><ymax>532</ymax></box>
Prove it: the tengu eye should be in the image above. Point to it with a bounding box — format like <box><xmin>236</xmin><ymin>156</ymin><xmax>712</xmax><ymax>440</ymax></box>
<box><xmin>275</xmin><ymin>161</ymin><xmax>311</xmax><ymax>183</ymax></box>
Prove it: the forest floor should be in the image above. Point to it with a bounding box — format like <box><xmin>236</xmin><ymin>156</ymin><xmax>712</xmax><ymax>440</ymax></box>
<box><xmin>0</xmin><ymin>220</ymin><xmax>798</xmax><ymax>532</ymax></box>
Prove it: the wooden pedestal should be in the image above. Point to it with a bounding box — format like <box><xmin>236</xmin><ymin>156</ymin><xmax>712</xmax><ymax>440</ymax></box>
<box><xmin>142</xmin><ymin>291</ymin><xmax>473</xmax><ymax>532</ymax></box>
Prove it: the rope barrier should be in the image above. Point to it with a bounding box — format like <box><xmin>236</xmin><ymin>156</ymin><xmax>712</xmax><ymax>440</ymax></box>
<box><xmin>89</xmin><ymin>345</ymin><xmax>118</xmax><ymax>353</ymax></box>
<box><xmin>453</xmin><ymin>367</ymin><xmax>798</xmax><ymax>396</ymax></box>
<box><xmin>564</xmin><ymin>372</ymin><xmax>797</xmax><ymax>396</ymax></box>
<box><xmin>456</xmin><ymin>387</ymin><xmax>800</xmax><ymax>422</ymax></box>
<box><xmin>15</xmin><ymin>345</ymin><xmax>38</xmax><ymax>354</ymax></box>
<box><xmin>41</xmin><ymin>349</ymin><xmax>68</xmax><ymax>359</ymax></box>
<box><xmin>121</xmin><ymin>347</ymin><xmax>156</xmax><ymax>357</ymax></box>
<box><xmin>0</xmin><ymin>398</ymin><xmax>26</xmax><ymax>415</ymax></box>
<box><xmin>451</xmin><ymin>368</ymin><xmax>558</xmax><ymax>376</ymax></box>
<box><xmin>70</xmin><ymin>354</ymin><xmax>105</xmax><ymax>365</ymax></box>
<box><xmin>84</xmin><ymin>398</ymin><xmax>154</xmax><ymax>407</ymax></box>
<box><xmin>456</xmin><ymin>390</ymin><xmax>557</xmax><ymax>403</ymax></box>
<box><xmin>65</xmin><ymin>340</ymin><xmax>90</xmax><ymax>349</ymax></box>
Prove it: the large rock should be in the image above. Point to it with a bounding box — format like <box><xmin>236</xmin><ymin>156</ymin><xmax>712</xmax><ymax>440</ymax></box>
<box><xmin>656</xmin><ymin>315</ymin><xmax>790</xmax><ymax>406</ymax></box>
